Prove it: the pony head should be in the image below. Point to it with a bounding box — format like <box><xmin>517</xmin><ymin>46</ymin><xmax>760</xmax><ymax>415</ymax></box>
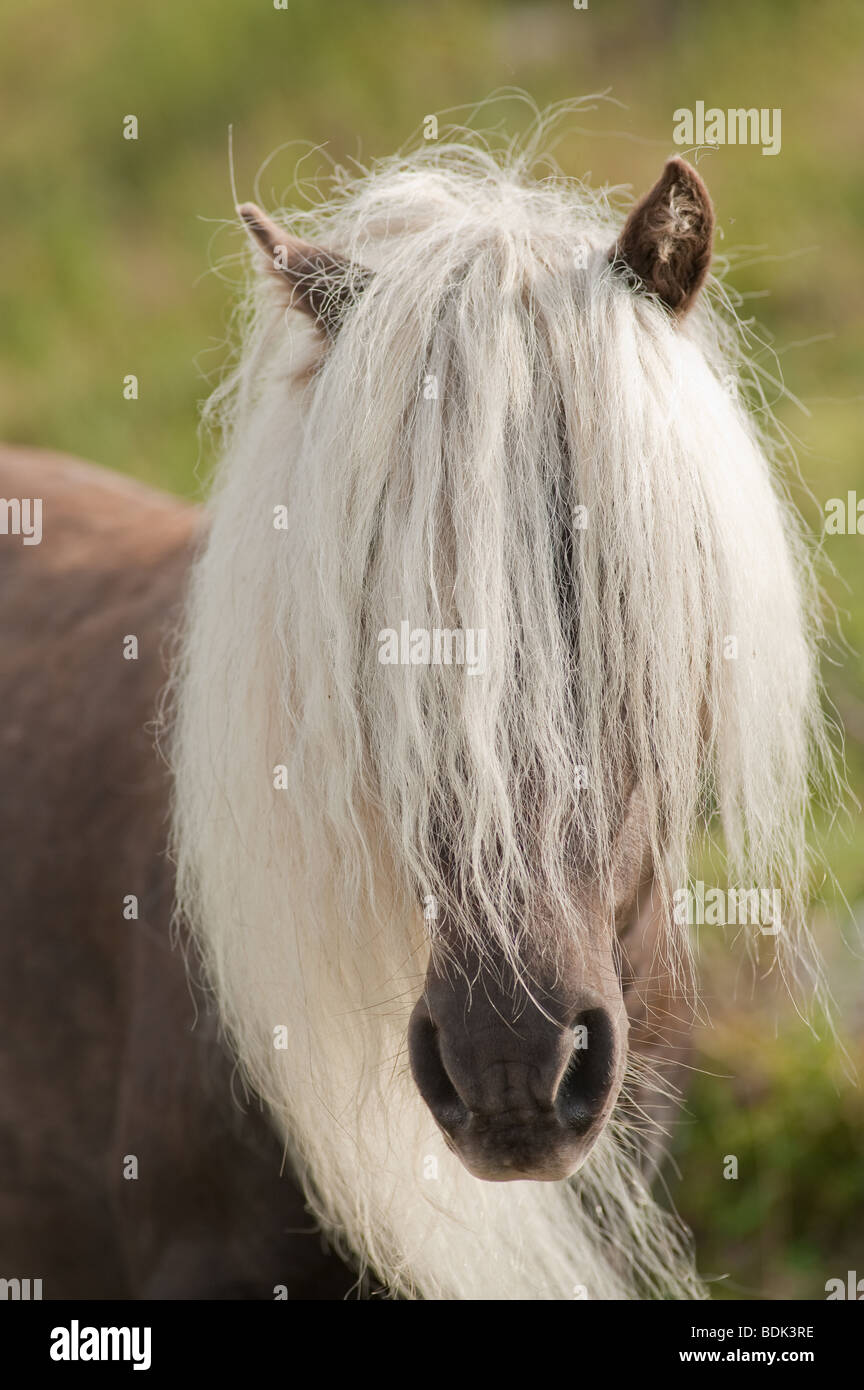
<box><xmin>173</xmin><ymin>135</ymin><xmax>829</xmax><ymax>1295</ymax></box>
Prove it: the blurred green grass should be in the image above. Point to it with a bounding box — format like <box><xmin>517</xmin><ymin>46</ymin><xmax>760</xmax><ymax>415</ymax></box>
<box><xmin>2</xmin><ymin>0</ymin><xmax>861</xmax><ymax>1299</ymax></box>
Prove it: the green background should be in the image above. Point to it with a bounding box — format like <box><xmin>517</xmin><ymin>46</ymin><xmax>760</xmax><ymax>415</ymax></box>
<box><xmin>2</xmin><ymin>0</ymin><xmax>861</xmax><ymax>1299</ymax></box>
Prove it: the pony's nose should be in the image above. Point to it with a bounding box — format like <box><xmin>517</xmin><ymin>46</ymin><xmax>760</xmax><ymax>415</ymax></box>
<box><xmin>408</xmin><ymin>997</ymin><xmax>626</xmax><ymax>1181</ymax></box>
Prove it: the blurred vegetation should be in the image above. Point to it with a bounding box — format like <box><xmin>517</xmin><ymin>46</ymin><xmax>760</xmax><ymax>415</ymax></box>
<box><xmin>1</xmin><ymin>0</ymin><xmax>861</xmax><ymax>1299</ymax></box>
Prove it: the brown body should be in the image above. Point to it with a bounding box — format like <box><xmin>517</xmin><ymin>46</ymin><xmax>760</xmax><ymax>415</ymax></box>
<box><xmin>0</xmin><ymin>446</ymin><xmax>351</xmax><ymax>1298</ymax></box>
<box><xmin>0</xmin><ymin>445</ymin><xmax>691</xmax><ymax>1297</ymax></box>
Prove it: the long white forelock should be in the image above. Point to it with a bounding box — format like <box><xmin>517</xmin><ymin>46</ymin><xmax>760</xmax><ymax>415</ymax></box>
<box><xmin>171</xmin><ymin>130</ymin><xmax>832</xmax><ymax>1299</ymax></box>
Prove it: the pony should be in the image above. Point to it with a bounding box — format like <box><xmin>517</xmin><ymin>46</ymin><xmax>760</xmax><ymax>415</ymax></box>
<box><xmin>0</xmin><ymin>131</ymin><xmax>832</xmax><ymax>1300</ymax></box>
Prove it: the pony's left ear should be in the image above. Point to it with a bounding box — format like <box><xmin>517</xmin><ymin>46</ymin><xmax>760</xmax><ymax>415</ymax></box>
<box><xmin>609</xmin><ymin>158</ymin><xmax>714</xmax><ymax>317</ymax></box>
<box><xmin>238</xmin><ymin>202</ymin><xmax>371</xmax><ymax>338</ymax></box>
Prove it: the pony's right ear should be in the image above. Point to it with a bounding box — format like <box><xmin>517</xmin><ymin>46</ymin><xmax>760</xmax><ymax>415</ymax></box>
<box><xmin>608</xmin><ymin>158</ymin><xmax>714</xmax><ymax>317</ymax></box>
<box><xmin>238</xmin><ymin>202</ymin><xmax>372</xmax><ymax>338</ymax></box>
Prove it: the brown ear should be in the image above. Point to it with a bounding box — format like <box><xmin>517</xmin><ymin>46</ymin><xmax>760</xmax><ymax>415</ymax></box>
<box><xmin>609</xmin><ymin>158</ymin><xmax>714</xmax><ymax>317</ymax></box>
<box><xmin>238</xmin><ymin>201</ymin><xmax>371</xmax><ymax>337</ymax></box>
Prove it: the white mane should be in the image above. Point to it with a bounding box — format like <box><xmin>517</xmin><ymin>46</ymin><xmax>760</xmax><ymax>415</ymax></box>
<box><xmin>170</xmin><ymin>132</ymin><xmax>832</xmax><ymax>1299</ymax></box>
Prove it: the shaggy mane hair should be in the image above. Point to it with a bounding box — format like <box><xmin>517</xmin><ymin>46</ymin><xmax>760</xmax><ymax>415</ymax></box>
<box><xmin>170</xmin><ymin>121</ymin><xmax>834</xmax><ymax>1299</ymax></box>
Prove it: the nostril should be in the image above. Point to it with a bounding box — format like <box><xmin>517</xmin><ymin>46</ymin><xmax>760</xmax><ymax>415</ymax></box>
<box><xmin>408</xmin><ymin>1008</ymin><xmax>469</xmax><ymax>1132</ymax></box>
<box><xmin>555</xmin><ymin>1008</ymin><xmax>617</xmax><ymax>1134</ymax></box>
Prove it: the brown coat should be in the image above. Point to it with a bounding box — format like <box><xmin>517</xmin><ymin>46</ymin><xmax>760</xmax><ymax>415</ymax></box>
<box><xmin>0</xmin><ymin>446</ymin><xmax>351</xmax><ymax>1298</ymax></box>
